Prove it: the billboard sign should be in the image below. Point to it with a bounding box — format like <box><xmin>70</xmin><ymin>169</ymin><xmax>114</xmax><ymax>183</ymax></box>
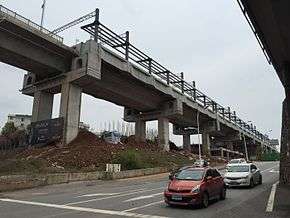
<box><xmin>30</xmin><ymin>118</ymin><xmax>64</xmax><ymax>145</ymax></box>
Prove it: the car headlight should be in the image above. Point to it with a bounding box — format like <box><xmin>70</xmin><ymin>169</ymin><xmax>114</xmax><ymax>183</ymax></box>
<box><xmin>191</xmin><ymin>184</ymin><xmax>201</xmax><ymax>193</ymax></box>
<box><xmin>242</xmin><ymin>175</ymin><xmax>249</xmax><ymax>179</ymax></box>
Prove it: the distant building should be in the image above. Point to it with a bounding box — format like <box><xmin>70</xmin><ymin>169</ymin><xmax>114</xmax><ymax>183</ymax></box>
<box><xmin>7</xmin><ymin>114</ymin><xmax>31</xmax><ymax>130</ymax></box>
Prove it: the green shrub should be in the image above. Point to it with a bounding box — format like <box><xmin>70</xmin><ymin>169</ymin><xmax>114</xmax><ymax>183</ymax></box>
<box><xmin>113</xmin><ymin>149</ymin><xmax>142</xmax><ymax>170</ymax></box>
<box><xmin>261</xmin><ymin>152</ymin><xmax>280</xmax><ymax>161</ymax></box>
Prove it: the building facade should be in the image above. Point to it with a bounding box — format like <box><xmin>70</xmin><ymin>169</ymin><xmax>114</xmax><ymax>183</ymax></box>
<box><xmin>7</xmin><ymin>114</ymin><xmax>31</xmax><ymax>130</ymax></box>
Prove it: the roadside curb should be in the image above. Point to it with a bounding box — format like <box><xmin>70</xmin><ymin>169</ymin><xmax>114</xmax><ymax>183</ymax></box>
<box><xmin>0</xmin><ymin>167</ymin><xmax>169</xmax><ymax>192</ymax></box>
<box><xmin>0</xmin><ymin>165</ymin><xmax>226</xmax><ymax>192</ymax></box>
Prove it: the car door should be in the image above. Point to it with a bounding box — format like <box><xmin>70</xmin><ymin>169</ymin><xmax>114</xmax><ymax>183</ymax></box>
<box><xmin>204</xmin><ymin>169</ymin><xmax>215</xmax><ymax>198</ymax></box>
<box><xmin>250</xmin><ymin>164</ymin><xmax>258</xmax><ymax>183</ymax></box>
<box><xmin>211</xmin><ymin>169</ymin><xmax>223</xmax><ymax>196</ymax></box>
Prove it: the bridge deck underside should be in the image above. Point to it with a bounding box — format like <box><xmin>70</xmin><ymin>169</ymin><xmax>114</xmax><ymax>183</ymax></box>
<box><xmin>0</xmin><ymin>18</ymin><xmax>77</xmax><ymax>78</ymax></box>
<box><xmin>72</xmin><ymin>60</ymin><xmax>246</xmax><ymax>140</ymax></box>
<box><xmin>242</xmin><ymin>0</ymin><xmax>290</xmax><ymax>81</ymax></box>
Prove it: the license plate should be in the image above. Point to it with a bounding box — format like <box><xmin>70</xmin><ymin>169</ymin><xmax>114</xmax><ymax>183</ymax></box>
<box><xmin>229</xmin><ymin>181</ymin><xmax>239</xmax><ymax>185</ymax></box>
<box><xmin>172</xmin><ymin>195</ymin><xmax>182</xmax><ymax>201</ymax></box>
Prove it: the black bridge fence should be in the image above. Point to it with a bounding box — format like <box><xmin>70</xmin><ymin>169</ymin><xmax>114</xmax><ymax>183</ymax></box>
<box><xmin>81</xmin><ymin>9</ymin><xmax>269</xmax><ymax>144</ymax></box>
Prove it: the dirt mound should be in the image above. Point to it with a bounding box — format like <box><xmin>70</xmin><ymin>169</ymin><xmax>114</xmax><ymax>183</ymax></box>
<box><xmin>0</xmin><ymin>130</ymin><xmax>224</xmax><ymax>174</ymax></box>
<box><xmin>8</xmin><ymin>130</ymin><xmax>164</xmax><ymax>171</ymax></box>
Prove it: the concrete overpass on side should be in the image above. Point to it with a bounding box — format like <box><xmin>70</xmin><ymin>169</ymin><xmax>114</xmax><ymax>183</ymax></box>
<box><xmin>0</xmin><ymin>5</ymin><xmax>273</xmax><ymax>157</ymax></box>
<box><xmin>237</xmin><ymin>0</ymin><xmax>290</xmax><ymax>183</ymax></box>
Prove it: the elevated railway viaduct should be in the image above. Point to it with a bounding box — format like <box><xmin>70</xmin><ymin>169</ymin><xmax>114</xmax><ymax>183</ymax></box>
<box><xmin>0</xmin><ymin>5</ymin><xmax>274</xmax><ymax>158</ymax></box>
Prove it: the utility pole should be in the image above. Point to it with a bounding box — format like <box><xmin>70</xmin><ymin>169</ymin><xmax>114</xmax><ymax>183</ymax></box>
<box><xmin>243</xmin><ymin>134</ymin><xmax>249</xmax><ymax>161</ymax></box>
<box><xmin>40</xmin><ymin>0</ymin><xmax>46</xmax><ymax>27</ymax></box>
<box><xmin>197</xmin><ymin>111</ymin><xmax>202</xmax><ymax>165</ymax></box>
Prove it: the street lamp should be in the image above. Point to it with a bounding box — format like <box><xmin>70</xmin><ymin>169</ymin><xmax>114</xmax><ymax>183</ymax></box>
<box><xmin>243</xmin><ymin>134</ymin><xmax>249</xmax><ymax>161</ymax></box>
<box><xmin>40</xmin><ymin>0</ymin><xmax>47</xmax><ymax>27</ymax></box>
<box><xmin>197</xmin><ymin>111</ymin><xmax>202</xmax><ymax>165</ymax></box>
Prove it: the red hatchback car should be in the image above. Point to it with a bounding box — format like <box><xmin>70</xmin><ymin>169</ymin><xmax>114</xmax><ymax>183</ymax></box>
<box><xmin>164</xmin><ymin>167</ymin><xmax>226</xmax><ymax>208</ymax></box>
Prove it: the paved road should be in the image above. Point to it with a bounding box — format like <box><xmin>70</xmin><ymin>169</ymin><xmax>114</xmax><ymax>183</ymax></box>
<box><xmin>0</xmin><ymin>162</ymin><xmax>282</xmax><ymax>218</ymax></box>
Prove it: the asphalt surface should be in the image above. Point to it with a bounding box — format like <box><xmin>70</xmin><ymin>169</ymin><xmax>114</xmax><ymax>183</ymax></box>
<box><xmin>0</xmin><ymin>161</ymin><xmax>283</xmax><ymax>218</ymax></box>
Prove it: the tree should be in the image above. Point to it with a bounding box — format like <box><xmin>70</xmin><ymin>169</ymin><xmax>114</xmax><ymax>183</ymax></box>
<box><xmin>1</xmin><ymin>122</ymin><xmax>17</xmax><ymax>136</ymax></box>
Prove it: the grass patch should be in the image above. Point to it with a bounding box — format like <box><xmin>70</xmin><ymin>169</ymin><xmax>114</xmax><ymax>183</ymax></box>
<box><xmin>113</xmin><ymin>149</ymin><xmax>194</xmax><ymax>171</ymax></box>
<box><xmin>0</xmin><ymin>158</ymin><xmax>48</xmax><ymax>175</ymax></box>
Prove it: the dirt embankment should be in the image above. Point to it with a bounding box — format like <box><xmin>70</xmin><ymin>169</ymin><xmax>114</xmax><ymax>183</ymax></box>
<box><xmin>0</xmin><ymin>130</ymin><xmax>225</xmax><ymax>175</ymax></box>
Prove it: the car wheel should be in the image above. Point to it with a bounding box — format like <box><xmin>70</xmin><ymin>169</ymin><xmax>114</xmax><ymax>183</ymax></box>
<box><xmin>201</xmin><ymin>192</ymin><xmax>209</xmax><ymax>208</ymax></box>
<box><xmin>220</xmin><ymin>186</ymin><xmax>226</xmax><ymax>200</ymax></box>
<box><xmin>249</xmin><ymin>178</ymin><xmax>254</xmax><ymax>188</ymax></box>
<box><xmin>258</xmin><ymin>175</ymin><xmax>262</xmax><ymax>185</ymax></box>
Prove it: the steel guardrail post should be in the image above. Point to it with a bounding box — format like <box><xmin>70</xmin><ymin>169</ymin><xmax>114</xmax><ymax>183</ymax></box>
<box><xmin>94</xmin><ymin>8</ymin><xmax>100</xmax><ymax>42</ymax></box>
<box><xmin>125</xmin><ymin>31</ymin><xmax>130</xmax><ymax>60</ymax></box>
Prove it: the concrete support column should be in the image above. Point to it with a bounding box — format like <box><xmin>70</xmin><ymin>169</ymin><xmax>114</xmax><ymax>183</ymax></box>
<box><xmin>221</xmin><ymin>148</ymin><xmax>224</xmax><ymax>159</ymax></box>
<box><xmin>59</xmin><ymin>82</ymin><xmax>82</xmax><ymax>145</ymax></box>
<box><xmin>183</xmin><ymin>134</ymin><xmax>191</xmax><ymax>151</ymax></box>
<box><xmin>31</xmin><ymin>91</ymin><xmax>54</xmax><ymax>122</ymax></box>
<box><xmin>135</xmin><ymin>119</ymin><xmax>146</xmax><ymax>142</ymax></box>
<box><xmin>227</xmin><ymin>142</ymin><xmax>234</xmax><ymax>151</ymax></box>
<box><xmin>158</xmin><ymin>117</ymin><xmax>169</xmax><ymax>151</ymax></box>
<box><xmin>202</xmin><ymin>132</ymin><xmax>211</xmax><ymax>156</ymax></box>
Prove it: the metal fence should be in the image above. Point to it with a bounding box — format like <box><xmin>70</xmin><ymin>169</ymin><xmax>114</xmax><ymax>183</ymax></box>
<box><xmin>0</xmin><ymin>5</ymin><xmax>63</xmax><ymax>43</ymax></box>
<box><xmin>81</xmin><ymin>9</ymin><xmax>270</xmax><ymax>145</ymax></box>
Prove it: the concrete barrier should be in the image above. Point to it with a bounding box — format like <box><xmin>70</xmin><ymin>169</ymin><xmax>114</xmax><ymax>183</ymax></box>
<box><xmin>0</xmin><ymin>165</ymin><xmax>226</xmax><ymax>192</ymax></box>
<box><xmin>0</xmin><ymin>167</ymin><xmax>170</xmax><ymax>192</ymax></box>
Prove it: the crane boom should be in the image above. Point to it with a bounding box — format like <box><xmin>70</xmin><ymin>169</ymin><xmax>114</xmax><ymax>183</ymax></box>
<box><xmin>52</xmin><ymin>11</ymin><xmax>96</xmax><ymax>34</ymax></box>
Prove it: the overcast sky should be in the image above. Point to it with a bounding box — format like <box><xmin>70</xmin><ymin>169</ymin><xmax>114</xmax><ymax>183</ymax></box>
<box><xmin>0</xmin><ymin>0</ymin><xmax>284</xmax><ymax>147</ymax></box>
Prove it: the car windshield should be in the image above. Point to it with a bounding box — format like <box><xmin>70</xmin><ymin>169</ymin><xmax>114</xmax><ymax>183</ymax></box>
<box><xmin>227</xmin><ymin>165</ymin><xmax>249</xmax><ymax>172</ymax></box>
<box><xmin>229</xmin><ymin>159</ymin><xmax>240</xmax><ymax>164</ymax></box>
<box><xmin>175</xmin><ymin>169</ymin><xmax>204</xmax><ymax>181</ymax></box>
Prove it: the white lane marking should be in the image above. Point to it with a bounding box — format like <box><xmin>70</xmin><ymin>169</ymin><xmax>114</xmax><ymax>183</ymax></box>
<box><xmin>76</xmin><ymin>188</ymin><xmax>145</xmax><ymax>198</ymax></box>
<box><xmin>31</xmin><ymin>192</ymin><xmax>49</xmax><ymax>196</ymax></box>
<box><xmin>66</xmin><ymin>187</ymin><xmax>164</xmax><ymax>206</ymax></box>
<box><xmin>261</xmin><ymin>164</ymin><xmax>279</xmax><ymax>173</ymax></box>
<box><xmin>0</xmin><ymin>198</ymin><xmax>169</xmax><ymax>218</ymax></box>
<box><xmin>269</xmin><ymin>169</ymin><xmax>279</xmax><ymax>173</ymax></box>
<box><xmin>123</xmin><ymin>200</ymin><xmax>164</xmax><ymax>212</ymax></box>
<box><xmin>77</xmin><ymin>193</ymin><xmax>120</xmax><ymax>198</ymax></box>
<box><xmin>124</xmin><ymin>193</ymin><xmax>163</xmax><ymax>202</ymax></box>
<box><xmin>266</xmin><ymin>181</ymin><xmax>279</xmax><ymax>212</ymax></box>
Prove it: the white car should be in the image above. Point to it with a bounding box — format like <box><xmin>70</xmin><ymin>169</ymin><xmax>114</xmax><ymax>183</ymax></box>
<box><xmin>224</xmin><ymin>163</ymin><xmax>262</xmax><ymax>188</ymax></box>
<box><xmin>228</xmin><ymin>158</ymin><xmax>247</xmax><ymax>164</ymax></box>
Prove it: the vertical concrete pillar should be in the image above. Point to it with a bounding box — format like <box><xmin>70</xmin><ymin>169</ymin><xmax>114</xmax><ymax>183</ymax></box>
<box><xmin>221</xmin><ymin>148</ymin><xmax>224</xmax><ymax>159</ymax></box>
<box><xmin>226</xmin><ymin>151</ymin><xmax>230</xmax><ymax>160</ymax></box>
<box><xmin>135</xmin><ymin>119</ymin><xmax>146</xmax><ymax>142</ymax></box>
<box><xmin>31</xmin><ymin>91</ymin><xmax>54</xmax><ymax>122</ymax></box>
<box><xmin>59</xmin><ymin>82</ymin><xmax>82</xmax><ymax>145</ymax></box>
<box><xmin>227</xmin><ymin>142</ymin><xmax>234</xmax><ymax>151</ymax></box>
<box><xmin>158</xmin><ymin>117</ymin><xmax>169</xmax><ymax>151</ymax></box>
<box><xmin>202</xmin><ymin>132</ymin><xmax>211</xmax><ymax>156</ymax></box>
<box><xmin>183</xmin><ymin>134</ymin><xmax>191</xmax><ymax>151</ymax></box>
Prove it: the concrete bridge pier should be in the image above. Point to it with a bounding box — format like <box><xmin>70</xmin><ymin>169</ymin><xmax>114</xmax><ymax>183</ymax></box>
<box><xmin>158</xmin><ymin>117</ymin><xmax>170</xmax><ymax>151</ymax></box>
<box><xmin>172</xmin><ymin>124</ymin><xmax>196</xmax><ymax>152</ymax></box>
<box><xmin>183</xmin><ymin>134</ymin><xmax>191</xmax><ymax>151</ymax></box>
<box><xmin>135</xmin><ymin>119</ymin><xmax>146</xmax><ymax>142</ymax></box>
<box><xmin>59</xmin><ymin>81</ymin><xmax>82</xmax><ymax>145</ymax></box>
<box><xmin>31</xmin><ymin>90</ymin><xmax>54</xmax><ymax>122</ymax></box>
<box><xmin>202</xmin><ymin>132</ymin><xmax>211</xmax><ymax>156</ymax></box>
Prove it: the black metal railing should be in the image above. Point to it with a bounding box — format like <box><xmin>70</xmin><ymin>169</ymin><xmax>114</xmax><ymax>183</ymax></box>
<box><xmin>0</xmin><ymin>5</ymin><xmax>63</xmax><ymax>43</ymax></box>
<box><xmin>81</xmin><ymin>9</ymin><xmax>270</xmax><ymax>145</ymax></box>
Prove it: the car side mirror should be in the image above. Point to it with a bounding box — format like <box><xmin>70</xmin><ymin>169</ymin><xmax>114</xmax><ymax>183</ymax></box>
<box><xmin>205</xmin><ymin>176</ymin><xmax>213</xmax><ymax>181</ymax></box>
